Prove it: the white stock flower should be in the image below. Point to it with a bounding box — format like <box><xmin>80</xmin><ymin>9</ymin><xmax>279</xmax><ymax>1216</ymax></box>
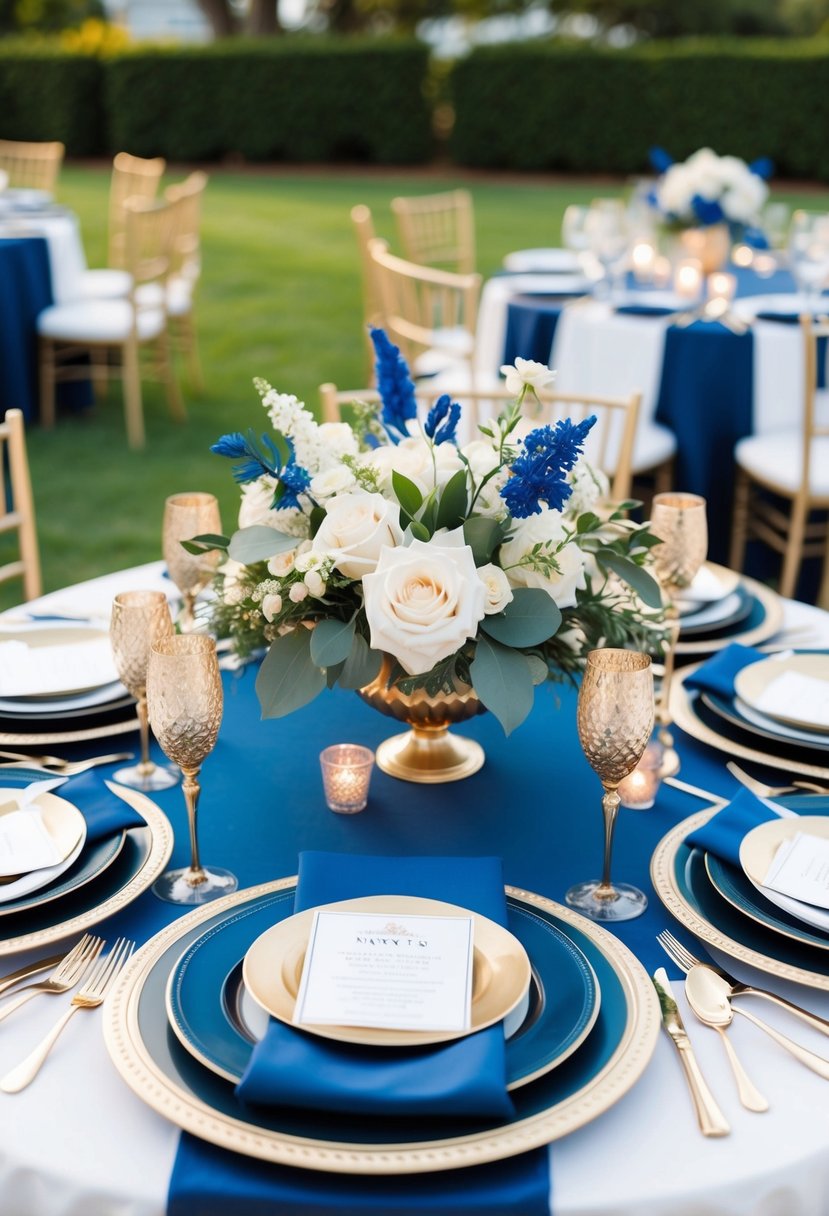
<box><xmin>362</xmin><ymin>528</ymin><xmax>486</xmax><ymax>675</ymax></box>
<box><xmin>478</xmin><ymin>563</ymin><xmax>513</xmax><ymax>614</ymax></box>
<box><xmin>238</xmin><ymin>479</ymin><xmax>277</xmax><ymax>528</ymax></box>
<box><xmin>310</xmin><ymin>465</ymin><xmax>357</xmax><ymax>498</ymax></box>
<box><xmin>311</xmin><ymin>491</ymin><xmax>404</xmax><ymax>580</ymax></box>
<box><xmin>500</xmin><ymin>358</ymin><xmax>556</xmax><ymax>398</ymax></box>
<box><xmin>317</xmin><ymin>422</ymin><xmax>360</xmax><ymax>462</ymax></box>
<box><xmin>261</xmin><ymin>592</ymin><xmax>282</xmax><ymax>621</ymax></box>
<box><xmin>294</xmin><ymin>550</ymin><xmax>324</xmax><ymax>574</ymax></box>
<box><xmin>500</xmin><ymin>508</ymin><xmax>587</xmax><ymax>608</ymax></box>
<box><xmin>566</xmin><ymin>459</ymin><xmax>609</xmax><ymax>518</ymax></box>
<box><xmin>363</xmin><ymin>436</ymin><xmax>464</xmax><ymax>497</ymax></box>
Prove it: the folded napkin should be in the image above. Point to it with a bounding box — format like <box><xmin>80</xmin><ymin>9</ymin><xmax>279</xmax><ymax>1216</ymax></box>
<box><xmin>615</xmin><ymin>303</ymin><xmax>677</xmax><ymax>318</ymax></box>
<box><xmin>236</xmin><ymin>851</ymin><xmax>515</xmax><ymax>1120</ymax></box>
<box><xmin>686</xmin><ymin>787</ymin><xmax>780</xmax><ymax>867</ymax></box>
<box><xmin>683</xmin><ymin>642</ymin><xmax>766</xmax><ymax>700</ymax></box>
<box><xmin>49</xmin><ymin>769</ymin><xmax>145</xmax><ymax>842</ymax></box>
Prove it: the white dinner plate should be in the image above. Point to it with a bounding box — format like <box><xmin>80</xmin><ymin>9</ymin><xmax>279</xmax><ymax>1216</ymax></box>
<box><xmin>0</xmin><ymin>622</ymin><xmax>119</xmax><ymax>699</ymax></box>
<box><xmin>0</xmin><ymin>680</ymin><xmax>128</xmax><ymax>716</ymax></box>
<box><xmin>740</xmin><ymin>816</ymin><xmax>829</xmax><ymax>934</ymax></box>
<box><xmin>733</xmin><ymin>696</ymin><xmax>829</xmax><ymax>748</ymax></box>
<box><xmin>679</xmin><ymin>591</ymin><xmax>743</xmax><ymax>631</ymax></box>
<box><xmin>503</xmin><ymin>248</ymin><xmax>581</xmax><ymax>273</ymax></box>
<box><xmin>734</xmin><ymin>653</ymin><xmax>829</xmax><ymax>733</ymax></box>
<box><xmin>0</xmin><ymin>790</ymin><xmax>86</xmax><ymax>903</ymax></box>
<box><xmin>511</xmin><ymin>273</ymin><xmax>592</xmax><ymax>297</ymax></box>
<box><xmin>733</xmin><ymin>293</ymin><xmax>829</xmax><ymax>321</ymax></box>
<box><xmin>613</xmin><ymin>290</ymin><xmax>689</xmax><ymax>311</ymax></box>
<box><xmin>678</xmin><ymin>563</ymin><xmax>740</xmax><ymax>610</ymax></box>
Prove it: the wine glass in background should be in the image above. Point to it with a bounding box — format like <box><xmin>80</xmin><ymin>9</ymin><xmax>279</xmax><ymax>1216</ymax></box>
<box><xmin>566</xmin><ymin>648</ymin><xmax>654</xmax><ymax>921</ymax></box>
<box><xmin>585</xmin><ymin>199</ymin><xmax>630</xmax><ymax>298</ymax></box>
<box><xmin>147</xmin><ymin>634</ymin><xmax>237</xmax><ymax>905</ymax></box>
<box><xmin>762</xmin><ymin>201</ymin><xmax>791</xmax><ymax>252</ymax></box>
<box><xmin>788</xmin><ymin>211</ymin><xmax>829</xmax><ymax>307</ymax></box>
<box><xmin>110</xmin><ymin>591</ymin><xmax>179</xmax><ymax>791</ymax></box>
<box><xmin>162</xmin><ymin>492</ymin><xmax>222</xmax><ymax>630</ymax></box>
<box><xmin>562</xmin><ymin>204</ymin><xmax>590</xmax><ymax>255</ymax></box>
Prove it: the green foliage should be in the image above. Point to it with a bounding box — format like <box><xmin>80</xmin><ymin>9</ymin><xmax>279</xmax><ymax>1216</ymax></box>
<box><xmin>0</xmin><ymin>42</ymin><xmax>103</xmax><ymax>152</ymax></box>
<box><xmin>0</xmin><ymin>0</ymin><xmax>102</xmax><ymax>35</ymax></box>
<box><xmin>310</xmin><ymin>617</ymin><xmax>356</xmax><ymax>667</ymax></box>
<box><xmin>255</xmin><ymin>626</ymin><xmax>326</xmax><ymax>717</ymax></box>
<box><xmin>469</xmin><ymin>633</ymin><xmax>534</xmax><ymax>735</ymax></box>
<box><xmin>228</xmin><ymin>525</ymin><xmax>298</xmax><ymax>564</ymax></box>
<box><xmin>450</xmin><ymin>39</ymin><xmax>829</xmax><ymax>180</ymax></box>
<box><xmin>479</xmin><ymin>587</ymin><xmax>562</xmax><ymax>647</ymax></box>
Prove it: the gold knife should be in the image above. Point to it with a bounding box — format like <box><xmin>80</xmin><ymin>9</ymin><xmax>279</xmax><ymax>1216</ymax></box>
<box><xmin>653</xmin><ymin>967</ymin><xmax>730</xmax><ymax>1137</ymax></box>
<box><xmin>0</xmin><ymin>953</ymin><xmax>64</xmax><ymax>998</ymax></box>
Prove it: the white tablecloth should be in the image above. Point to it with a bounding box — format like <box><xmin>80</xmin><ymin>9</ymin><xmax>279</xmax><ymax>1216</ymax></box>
<box><xmin>1</xmin><ymin>571</ymin><xmax>829</xmax><ymax>1216</ymax></box>
<box><xmin>0</xmin><ymin>212</ymin><xmax>87</xmax><ymax>305</ymax></box>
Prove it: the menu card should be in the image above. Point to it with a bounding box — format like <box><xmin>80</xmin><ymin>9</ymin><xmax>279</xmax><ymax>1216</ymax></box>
<box><xmin>293</xmin><ymin>910</ymin><xmax>474</xmax><ymax>1033</ymax></box>
<box><xmin>754</xmin><ymin>670</ymin><xmax>829</xmax><ymax>729</ymax></box>
<box><xmin>763</xmin><ymin>833</ymin><xmax>829</xmax><ymax>909</ymax></box>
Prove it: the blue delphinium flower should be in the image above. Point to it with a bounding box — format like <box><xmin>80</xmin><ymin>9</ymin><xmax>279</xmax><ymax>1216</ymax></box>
<box><xmin>691</xmin><ymin>194</ymin><xmax>724</xmax><ymax>227</ymax></box>
<box><xmin>370</xmin><ymin>327</ymin><xmax>417</xmax><ymax>444</ymax></box>
<box><xmin>211</xmin><ymin>430</ymin><xmax>310</xmax><ymax>508</ymax></box>
<box><xmin>500</xmin><ymin>415</ymin><xmax>597</xmax><ymax>519</ymax></box>
<box><xmin>648</xmin><ymin>146</ymin><xmax>674</xmax><ymax>174</ymax></box>
<box><xmin>424</xmin><ymin>394</ymin><xmax>461</xmax><ymax>446</ymax></box>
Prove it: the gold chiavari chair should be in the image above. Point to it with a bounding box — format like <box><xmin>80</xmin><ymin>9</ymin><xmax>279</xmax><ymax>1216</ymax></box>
<box><xmin>0</xmin><ymin>139</ymin><xmax>64</xmax><ymax>194</ymax></box>
<box><xmin>391</xmin><ymin>189</ymin><xmax>475</xmax><ymax>275</ymax></box>
<box><xmin>162</xmin><ymin>170</ymin><xmax>208</xmax><ymax>392</ymax></box>
<box><xmin>319</xmin><ymin>382</ymin><xmax>640</xmax><ymax>503</ymax></box>
<box><xmin>730</xmin><ymin>315</ymin><xmax>829</xmax><ymax>606</ymax></box>
<box><xmin>0</xmin><ymin>409</ymin><xmax>41</xmax><ymax>601</ymax></box>
<box><xmin>351</xmin><ymin>204</ymin><xmax>384</xmax><ymax>381</ymax></box>
<box><xmin>368</xmin><ymin>238</ymin><xmax>481</xmax><ymax>400</ymax></box>
<box><xmin>37</xmin><ymin>196</ymin><xmax>183</xmax><ymax>450</ymax></box>
<box><xmin>78</xmin><ymin>151</ymin><xmax>166</xmax><ymax>300</ymax></box>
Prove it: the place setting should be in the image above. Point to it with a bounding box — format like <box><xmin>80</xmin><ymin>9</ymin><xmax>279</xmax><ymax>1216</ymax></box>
<box><xmin>674</xmin><ymin>563</ymin><xmax>784</xmax><ymax>656</ymax></box>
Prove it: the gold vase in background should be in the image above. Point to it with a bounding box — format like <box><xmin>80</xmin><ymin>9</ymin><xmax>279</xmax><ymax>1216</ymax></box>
<box><xmin>358</xmin><ymin>656</ymin><xmax>486</xmax><ymax>783</ymax></box>
<box><xmin>678</xmin><ymin>224</ymin><xmax>731</xmax><ymax>274</ymax></box>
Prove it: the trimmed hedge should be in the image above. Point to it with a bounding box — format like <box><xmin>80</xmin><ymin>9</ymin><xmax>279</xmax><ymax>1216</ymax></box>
<box><xmin>450</xmin><ymin>40</ymin><xmax>829</xmax><ymax>181</ymax></box>
<box><xmin>0</xmin><ymin>38</ymin><xmax>433</xmax><ymax>164</ymax></box>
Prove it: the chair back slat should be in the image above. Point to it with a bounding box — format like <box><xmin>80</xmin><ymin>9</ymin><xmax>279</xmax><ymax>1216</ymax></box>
<box><xmin>109</xmin><ymin>152</ymin><xmax>165</xmax><ymax>269</ymax></box>
<box><xmin>392</xmin><ymin>190</ymin><xmax>475</xmax><ymax>275</ymax></box>
<box><xmin>0</xmin><ymin>410</ymin><xmax>41</xmax><ymax>600</ymax></box>
<box><xmin>0</xmin><ymin>139</ymin><xmax>63</xmax><ymax>193</ymax></box>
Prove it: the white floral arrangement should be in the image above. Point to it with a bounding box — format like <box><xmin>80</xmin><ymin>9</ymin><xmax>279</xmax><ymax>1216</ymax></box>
<box><xmin>650</xmin><ymin>146</ymin><xmax>771</xmax><ymax>231</ymax></box>
<box><xmin>199</xmin><ymin>334</ymin><xmax>662</xmax><ymax>735</ymax></box>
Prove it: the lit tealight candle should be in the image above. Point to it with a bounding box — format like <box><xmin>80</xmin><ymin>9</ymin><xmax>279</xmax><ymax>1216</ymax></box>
<box><xmin>631</xmin><ymin>241</ymin><xmax>657</xmax><ymax>284</ymax></box>
<box><xmin>674</xmin><ymin>258</ymin><xmax>703</xmax><ymax>302</ymax></box>
<box><xmin>753</xmin><ymin>252</ymin><xmax>777</xmax><ymax>278</ymax></box>
<box><xmin>319</xmin><ymin>744</ymin><xmax>375</xmax><ymax>814</ymax></box>
<box><xmin>618</xmin><ymin>740</ymin><xmax>664</xmax><ymax>810</ymax></box>
<box><xmin>707</xmin><ymin>271</ymin><xmax>737</xmax><ymax>302</ymax></box>
<box><xmin>732</xmin><ymin>244</ymin><xmax>754</xmax><ymax>269</ymax></box>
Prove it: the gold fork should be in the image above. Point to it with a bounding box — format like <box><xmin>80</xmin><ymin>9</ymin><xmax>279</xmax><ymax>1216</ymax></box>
<box><xmin>726</xmin><ymin>761</ymin><xmax>829</xmax><ymax>799</ymax></box>
<box><xmin>0</xmin><ymin>751</ymin><xmax>133</xmax><ymax>776</ymax></box>
<box><xmin>0</xmin><ymin>937</ymin><xmax>135</xmax><ymax>1093</ymax></box>
<box><xmin>0</xmin><ymin>935</ymin><xmax>102</xmax><ymax>1025</ymax></box>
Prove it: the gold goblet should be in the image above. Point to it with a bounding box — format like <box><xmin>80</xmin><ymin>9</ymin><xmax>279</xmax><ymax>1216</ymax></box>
<box><xmin>147</xmin><ymin>634</ymin><xmax>237</xmax><ymax>905</ymax></box>
<box><xmin>110</xmin><ymin>591</ymin><xmax>179</xmax><ymax>792</ymax></box>
<box><xmin>567</xmin><ymin>648</ymin><xmax>654</xmax><ymax>922</ymax></box>
<box><xmin>651</xmin><ymin>493</ymin><xmax>708</xmax><ymax>776</ymax></box>
<box><xmin>162</xmin><ymin>492</ymin><xmax>222</xmax><ymax>630</ymax></box>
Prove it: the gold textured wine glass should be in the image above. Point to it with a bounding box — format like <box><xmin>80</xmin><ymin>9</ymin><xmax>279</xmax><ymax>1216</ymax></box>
<box><xmin>146</xmin><ymin>634</ymin><xmax>237</xmax><ymax>904</ymax></box>
<box><xmin>650</xmin><ymin>493</ymin><xmax>708</xmax><ymax>775</ymax></box>
<box><xmin>109</xmin><ymin>591</ymin><xmax>179</xmax><ymax>792</ymax></box>
<box><xmin>567</xmin><ymin>648</ymin><xmax>654</xmax><ymax>921</ymax></box>
<box><xmin>162</xmin><ymin>492</ymin><xmax>222</xmax><ymax>631</ymax></box>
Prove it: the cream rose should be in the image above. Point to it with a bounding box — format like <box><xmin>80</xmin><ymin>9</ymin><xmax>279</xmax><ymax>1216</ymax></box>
<box><xmin>499</xmin><ymin>508</ymin><xmax>587</xmax><ymax>608</ymax></box>
<box><xmin>311</xmin><ymin>491</ymin><xmax>403</xmax><ymax>580</ymax></box>
<box><xmin>362</xmin><ymin>436</ymin><xmax>464</xmax><ymax>497</ymax></box>
<box><xmin>362</xmin><ymin>529</ymin><xmax>486</xmax><ymax>675</ymax></box>
<box><xmin>478</xmin><ymin>563</ymin><xmax>513</xmax><ymax>614</ymax></box>
<box><xmin>310</xmin><ymin>466</ymin><xmax>357</xmax><ymax>499</ymax></box>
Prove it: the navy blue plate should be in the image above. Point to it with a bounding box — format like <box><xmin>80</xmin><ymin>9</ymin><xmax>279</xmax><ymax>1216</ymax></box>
<box><xmin>166</xmin><ymin>891</ymin><xmax>600</xmax><ymax>1091</ymax></box>
<box><xmin>705</xmin><ymin>851</ymin><xmax>829</xmax><ymax>952</ymax></box>
<box><xmin>702</xmin><ymin>691</ymin><xmax>829</xmax><ymax>756</ymax></box>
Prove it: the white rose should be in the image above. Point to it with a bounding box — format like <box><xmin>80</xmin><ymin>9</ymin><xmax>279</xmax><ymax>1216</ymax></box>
<box><xmin>261</xmin><ymin>592</ymin><xmax>282</xmax><ymax>622</ymax></box>
<box><xmin>317</xmin><ymin>422</ymin><xmax>359</xmax><ymax>460</ymax></box>
<box><xmin>478</xmin><ymin>563</ymin><xmax>513</xmax><ymax>614</ymax></box>
<box><xmin>363</xmin><ymin>436</ymin><xmax>464</xmax><ymax>497</ymax></box>
<box><xmin>461</xmin><ymin>438</ymin><xmax>500</xmax><ymax>478</ymax></box>
<box><xmin>362</xmin><ymin>528</ymin><xmax>486</xmax><ymax>675</ymax></box>
<box><xmin>268</xmin><ymin>550</ymin><xmax>296</xmax><ymax>577</ymax></box>
<box><xmin>500</xmin><ymin>357</ymin><xmax>556</xmax><ymax>398</ymax></box>
<box><xmin>310</xmin><ymin>466</ymin><xmax>357</xmax><ymax>498</ymax></box>
<box><xmin>311</xmin><ymin>491</ymin><xmax>404</xmax><ymax>580</ymax></box>
<box><xmin>499</xmin><ymin>508</ymin><xmax>587</xmax><ymax>608</ymax></box>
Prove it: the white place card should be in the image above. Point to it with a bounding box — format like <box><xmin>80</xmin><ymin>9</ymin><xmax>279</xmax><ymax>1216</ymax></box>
<box><xmin>0</xmin><ymin>809</ymin><xmax>63</xmax><ymax>876</ymax></box>
<box><xmin>763</xmin><ymin>833</ymin><xmax>829</xmax><ymax>910</ymax></box>
<box><xmin>0</xmin><ymin>637</ymin><xmax>118</xmax><ymax>697</ymax></box>
<box><xmin>293</xmin><ymin>910</ymin><xmax>474</xmax><ymax>1033</ymax></box>
<box><xmin>754</xmin><ymin>670</ymin><xmax>829</xmax><ymax>730</ymax></box>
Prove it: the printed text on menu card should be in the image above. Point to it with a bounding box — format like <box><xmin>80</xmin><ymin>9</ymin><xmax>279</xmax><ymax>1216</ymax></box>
<box><xmin>293</xmin><ymin>911</ymin><xmax>474</xmax><ymax>1032</ymax></box>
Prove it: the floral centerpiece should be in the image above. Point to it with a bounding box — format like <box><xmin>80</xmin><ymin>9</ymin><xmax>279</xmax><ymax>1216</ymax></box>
<box><xmin>197</xmin><ymin>331</ymin><xmax>663</xmax><ymax>779</ymax></box>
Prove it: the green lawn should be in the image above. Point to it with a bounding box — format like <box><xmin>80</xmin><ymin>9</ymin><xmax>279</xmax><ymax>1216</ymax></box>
<box><xmin>18</xmin><ymin>165</ymin><xmax>829</xmax><ymax>602</ymax></box>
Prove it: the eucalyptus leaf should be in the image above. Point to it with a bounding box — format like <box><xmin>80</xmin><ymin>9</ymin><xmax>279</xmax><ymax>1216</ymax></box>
<box><xmin>228</xmin><ymin>525</ymin><xmax>298</xmax><ymax>565</ymax></box>
<box><xmin>310</xmin><ymin>618</ymin><xmax>356</xmax><ymax>668</ymax></box>
<box><xmin>435</xmin><ymin>468</ymin><xmax>468</xmax><ymax>531</ymax></box>
<box><xmin>392</xmin><ymin>470</ymin><xmax>423</xmax><ymax>517</ymax></box>
<box><xmin>180</xmin><ymin>532</ymin><xmax>230</xmax><ymax>556</ymax></box>
<box><xmin>326</xmin><ymin>661</ymin><xmax>345</xmax><ymax>689</ymax></box>
<box><xmin>479</xmin><ymin>588</ymin><xmax>562</xmax><ymax>648</ymax></box>
<box><xmin>576</xmin><ymin>512</ymin><xmax>601</xmax><ymax>534</ymax></box>
<box><xmin>337</xmin><ymin>635</ymin><xmax>384</xmax><ymax>690</ymax></box>
<box><xmin>470</xmin><ymin>635</ymin><xmax>534</xmax><ymax>736</ymax></box>
<box><xmin>596</xmin><ymin>548</ymin><xmax>663</xmax><ymax>609</ymax></box>
<box><xmin>255</xmin><ymin>628</ymin><xmax>326</xmax><ymax>719</ymax></box>
<box><xmin>525</xmin><ymin>654</ymin><xmax>549</xmax><ymax>685</ymax></box>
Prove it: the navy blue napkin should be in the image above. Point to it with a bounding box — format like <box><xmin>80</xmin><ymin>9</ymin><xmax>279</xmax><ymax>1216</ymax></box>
<box><xmin>686</xmin><ymin>787</ymin><xmax>780</xmax><ymax>867</ymax></box>
<box><xmin>683</xmin><ymin>642</ymin><xmax>766</xmax><ymax>700</ymax></box>
<box><xmin>55</xmin><ymin>770</ymin><xmax>145</xmax><ymax>841</ymax></box>
<box><xmin>615</xmin><ymin>303</ymin><xmax>676</xmax><ymax>317</ymax></box>
<box><xmin>236</xmin><ymin>852</ymin><xmax>514</xmax><ymax>1119</ymax></box>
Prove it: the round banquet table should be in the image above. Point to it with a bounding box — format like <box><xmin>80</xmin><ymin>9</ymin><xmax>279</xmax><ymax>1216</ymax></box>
<box><xmin>3</xmin><ymin>566</ymin><xmax>829</xmax><ymax>1216</ymax></box>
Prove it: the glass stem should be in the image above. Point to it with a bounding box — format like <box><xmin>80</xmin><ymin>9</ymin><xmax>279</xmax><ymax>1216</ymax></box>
<box><xmin>135</xmin><ymin>696</ymin><xmax>156</xmax><ymax>778</ymax></box>
<box><xmin>657</xmin><ymin>602</ymin><xmax>681</xmax><ymax>728</ymax></box>
<box><xmin>596</xmin><ymin>785</ymin><xmax>621</xmax><ymax>901</ymax></box>
<box><xmin>182</xmin><ymin>767</ymin><xmax>207</xmax><ymax>887</ymax></box>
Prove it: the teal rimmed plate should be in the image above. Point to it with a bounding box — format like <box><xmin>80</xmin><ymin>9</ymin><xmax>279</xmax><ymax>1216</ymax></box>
<box><xmin>651</xmin><ymin>795</ymin><xmax>829</xmax><ymax>990</ymax></box>
<box><xmin>679</xmin><ymin>585</ymin><xmax>752</xmax><ymax>638</ymax></box>
<box><xmin>104</xmin><ymin>881</ymin><xmax>659</xmax><ymax>1174</ymax></box>
<box><xmin>165</xmin><ymin>890</ymin><xmax>600</xmax><ymax>1091</ymax></box>
<box><xmin>675</xmin><ymin>573</ymin><xmax>783</xmax><ymax>657</ymax></box>
<box><xmin>702</xmin><ymin>690</ymin><xmax>829</xmax><ymax>756</ymax></box>
<box><xmin>705</xmin><ymin>851</ymin><xmax>829</xmax><ymax>952</ymax></box>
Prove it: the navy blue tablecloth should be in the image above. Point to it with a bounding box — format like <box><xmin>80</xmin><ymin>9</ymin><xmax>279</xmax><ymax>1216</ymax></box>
<box><xmin>0</xmin><ymin>237</ymin><xmax>52</xmax><ymax>421</ymax></box>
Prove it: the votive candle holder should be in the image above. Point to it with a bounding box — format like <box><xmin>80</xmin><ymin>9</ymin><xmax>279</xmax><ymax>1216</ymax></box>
<box><xmin>320</xmin><ymin>744</ymin><xmax>375</xmax><ymax>814</ymax></box>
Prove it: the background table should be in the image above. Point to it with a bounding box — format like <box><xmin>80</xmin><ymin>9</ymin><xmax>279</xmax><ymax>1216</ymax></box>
<box><xmin>1</xmin><ymin>568</ymin><xmax>829</xmax><ymax>1215</ymax></box>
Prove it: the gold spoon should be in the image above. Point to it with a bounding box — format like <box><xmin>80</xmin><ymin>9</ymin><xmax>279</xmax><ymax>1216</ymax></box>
<box><xmin>683</xmin><ymin>972</ymin><xmax>768</xmax><ymax>1111</ymax></box>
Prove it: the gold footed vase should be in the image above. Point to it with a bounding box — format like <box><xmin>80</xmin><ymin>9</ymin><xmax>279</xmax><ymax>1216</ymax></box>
<box><xmin>677</xmin><ymin>223</ymin><xmax>731</xmax><ymax>274</ymax></box>
<box><xmin>358</xmin><ymin>657</ymin><xmax>486</xmax><ymax>784</ymax></box>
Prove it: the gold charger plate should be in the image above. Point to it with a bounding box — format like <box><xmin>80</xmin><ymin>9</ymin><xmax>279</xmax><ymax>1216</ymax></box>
<box><xmin>670</xmin><ymin>664</ymin><xmax>829</xmax><ymax>782</ymax></box>
<box><xmin>0</xmin><ymin>784</ymin><xmax>172</xmax><ymax>957</ymax></box>
<box><xmin>675</xmin><ymin>568</ymin><xmax>783</xmax><ymax>656</ymax></box>
<box><xmin>734</xmin><ymin>653</ymin><xmax>829</xmax><ymax>735</ymax></box>
<box><xmin>0</xmin><ymin>714</ymin><xmax>139</xmax><ymax>748</ymax></box>
<box><xmin>242</xmin><ymin>894</ymin><xmax>531</xmax><ymax>1048</ymax></box>
<box><xmin>103</xmin><ymin>880</ymin><xmax>659</xmax><ymax>1175</ymax></box>
<box><xmin>651</xmin><ymin>808</ymin><xmax>829</xmax><ymax>991</ymax></box>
